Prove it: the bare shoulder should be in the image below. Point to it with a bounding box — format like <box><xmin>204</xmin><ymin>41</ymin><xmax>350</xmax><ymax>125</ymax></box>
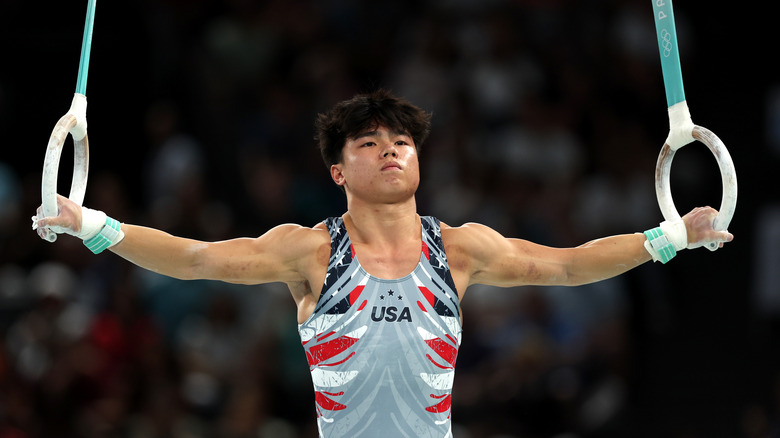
<box><xmin>258</xmin><ymin>222</ymin><xmax>331</xmax><ymax>261</ymax></box>
<box><xmin>271</xmin><ymin>222</ymin><xmax>332</xmax><ymax>287</ymax></box>
<box><xmin>440</xmin><ymin>221</ymin><xmax>509</xmax><ymax>253</ymax></box>
<box><xmin>439</xmin><ymin>222</ymin><xmax>511</xmax><ymax>286</ymax></box>
<box><xmin>265</xmin><ymin>221</ymin><xmax>330</xmax><ymax>241</ymax></box>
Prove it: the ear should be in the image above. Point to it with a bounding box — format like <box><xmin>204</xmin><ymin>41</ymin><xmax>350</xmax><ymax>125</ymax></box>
<box><xmin>330</xmin><ymin>164</ymin><xmax>346</xmax><ymax>187</ymax></box>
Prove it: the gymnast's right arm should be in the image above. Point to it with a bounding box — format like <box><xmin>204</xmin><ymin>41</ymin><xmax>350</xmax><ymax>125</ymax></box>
<box><xmin>33</xmin><ymin>194</ymin><xmax>321</xmax><ymax>285</ymax></box>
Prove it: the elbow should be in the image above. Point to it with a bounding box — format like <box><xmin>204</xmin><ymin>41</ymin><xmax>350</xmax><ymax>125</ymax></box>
<box><xmin>563</xmin><ymin>275</ymin><xmax>588</xmax><ymax>287</ymax></box>
<box><xmin>521</xmin><ymin>260</ymin><xmax>573</xmax><ymax>286</ymax></box>
<box><xmin>175</xmin><ymin>242</ymin><xmax>212</xmax><ymax>280</ymax></box>
<box><xmin>558</xmin><ymin>270</ymin><xmax>582</xmax><ymax>287</ymax></box>
<box><xmin>564</xmin><ymin>268</ymin><xmax>613</xmax><ymax>287</ymax></box>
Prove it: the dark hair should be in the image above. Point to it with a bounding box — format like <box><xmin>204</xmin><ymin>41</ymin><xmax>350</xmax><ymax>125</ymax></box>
<box><xmin>315</xmin><ymin>89</ymin><xmax>432</xmax><ymax>167</ymax></box>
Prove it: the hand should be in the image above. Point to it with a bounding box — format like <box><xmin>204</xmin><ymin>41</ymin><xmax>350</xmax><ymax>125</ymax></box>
<box><xmin>32</xmin><ymin>194</ymin><xmax>84</xmax><ymax>240</ymax></box>
<box><xmin>682</xmin><ymin>206</ymin><xmax>734</xmax><ymax>250</ymax></box>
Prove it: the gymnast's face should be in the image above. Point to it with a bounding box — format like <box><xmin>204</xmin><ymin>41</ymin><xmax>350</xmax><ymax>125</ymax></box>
<box><xmin>330</xmin><ymin>125</ymin><xmax>420</xmax><ymax>204</ymax></box>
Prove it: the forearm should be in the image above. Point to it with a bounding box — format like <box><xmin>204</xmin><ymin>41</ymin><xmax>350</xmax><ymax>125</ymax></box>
<box><xmin>110</xmin><ymin>224</ymin><xmax>207</xmax><ymax>279</ymax></box>
<box><xmin>566</xmin><ymin>233</ymin><xmax>651</xmax><ymax>286</ymax></box>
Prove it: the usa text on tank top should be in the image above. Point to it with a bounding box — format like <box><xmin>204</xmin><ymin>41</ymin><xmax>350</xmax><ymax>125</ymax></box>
<box><xmin>298</xmin><ymin>216</ymin><xmax>462</xmax><ymax>438</ymax></box>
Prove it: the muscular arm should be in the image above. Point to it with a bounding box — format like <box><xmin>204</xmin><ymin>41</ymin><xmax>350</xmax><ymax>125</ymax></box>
<box><xmin>449</xmin><ymin>223</ymin><xmax>650</xmax><ymax>288</ymax></box>
<box><xmin>446</xmin><ymin>206</ymin><xmax>732</xmax><ymax>290</ymax></box>
<box><xmin>111</xmin><ymin>223</ymin><xmax>316</xmax><ymax>284</ymax></box>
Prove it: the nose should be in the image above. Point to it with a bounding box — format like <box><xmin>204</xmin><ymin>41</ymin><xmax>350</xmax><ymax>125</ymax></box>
<box><xmin>382</xmin><ymin>142</ymin><xmax>398</xmax><ymax>157</ymax></box>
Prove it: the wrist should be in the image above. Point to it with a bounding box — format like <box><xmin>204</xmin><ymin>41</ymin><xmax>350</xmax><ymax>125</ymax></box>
<box><xmin>643</xmin><ymin>219</ymin><xmax>687</xmax><ymax>264</ymax></box>
<box><xmin>660</xmin><ymin>219</ymin><xmax>687</xmax><ymax>251</ymax></box>
<box><xmin>79</xmin><ymin>207</ymin><xmax>125</xmax><ymax>254</ymax></box>
<box><xmin>78</xmin><ymin>207</ymin><xmax>107</xmax><ymax>239</ymax></box>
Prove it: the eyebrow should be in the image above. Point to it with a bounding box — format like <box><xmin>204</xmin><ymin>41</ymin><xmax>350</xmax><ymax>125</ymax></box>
<box><xmin>351</xmin><ymin>129</ymin><xmax>410</xmax><ymax>141</ymax></box>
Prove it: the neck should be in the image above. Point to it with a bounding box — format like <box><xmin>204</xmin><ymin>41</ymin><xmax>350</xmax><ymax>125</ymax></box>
<box><xmin>343</xmin><ymin>196</ymin><xmax>419</xmax><ymax>245</ymax></box>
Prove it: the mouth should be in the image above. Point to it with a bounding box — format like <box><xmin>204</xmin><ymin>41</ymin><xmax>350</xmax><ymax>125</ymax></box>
<box><xmin>381</xmin><ymin>162</ymin><xmax>402</xmax><ymax>171</ymax></box>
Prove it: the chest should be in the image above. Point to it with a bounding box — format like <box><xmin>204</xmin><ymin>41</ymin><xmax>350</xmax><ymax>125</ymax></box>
<box><xmin>351</xmin><ymin>242</ymin><xmax>423</xmax><ymax>279</ymax></box>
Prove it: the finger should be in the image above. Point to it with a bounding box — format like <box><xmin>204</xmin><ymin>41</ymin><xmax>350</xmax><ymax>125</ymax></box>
<box><xmin>42</xmin><ymin>228</ymin><xmax>57</xmax><ymax>243</ymax></box>
<box><xmin>716</xmin><ymin>231</ymin><xmax>733</xmax><ymax>242</ymax></box>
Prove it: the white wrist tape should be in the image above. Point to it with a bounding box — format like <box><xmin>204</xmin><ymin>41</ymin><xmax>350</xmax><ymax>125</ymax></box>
<box><xmin>80</xmin><ymin>207</ymin><xmax>125</xmax><ymax>254</ymax></box>
<box><xmin>660</xmin><ymin>219</ymin><xmax>687</xmax><ymax>251</ymax></box>
<box><xmin>78</xmin><ymin>207</ymin><xmax>107</xmax><ymax>239</ymax></box>
<box><xmin>643</xmin><ymin>219</ymin><xmax>687</xmax><ymax>264</ymax></box>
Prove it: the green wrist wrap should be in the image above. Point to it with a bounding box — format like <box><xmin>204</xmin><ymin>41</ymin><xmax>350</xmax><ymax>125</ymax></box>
<box><xmin>83</xmin><ymin>216</ymin><xmax>121</xmax><ymax>254</ymax></box>
<box><xmin>644</xmin><ymin>226</ymin><xmax>677</xmax><ymax>264</ymax></box>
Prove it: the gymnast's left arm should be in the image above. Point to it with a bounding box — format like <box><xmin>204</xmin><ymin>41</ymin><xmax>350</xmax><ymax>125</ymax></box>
<box><xmin>448</xmin><ymin>206</ymin><xmax>733</xmax><ymax>289</ymax></box>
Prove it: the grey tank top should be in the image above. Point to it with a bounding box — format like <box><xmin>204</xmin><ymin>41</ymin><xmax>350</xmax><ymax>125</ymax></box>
<box><xmin>298</xmin><ymin>216</ymin><xmax>462</xmax><ymax>438</ymax></box>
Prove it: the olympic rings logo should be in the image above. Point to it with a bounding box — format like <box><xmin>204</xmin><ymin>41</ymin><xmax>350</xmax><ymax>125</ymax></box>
<box><xmin>660</xmin><ymin>29</ymin><xmax>673</xmax><ymax>57</ymax></box>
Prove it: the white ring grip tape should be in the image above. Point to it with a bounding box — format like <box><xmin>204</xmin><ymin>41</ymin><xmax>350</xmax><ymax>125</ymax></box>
<box><xmin>68</xmin><ymin>93</ymin><xmax>88</xmax><ymax>141</ymax></box>
<box><xmin>666</xmin><ymin>101</ymin><xmax>695</xmax><ymax>151</ymax></box>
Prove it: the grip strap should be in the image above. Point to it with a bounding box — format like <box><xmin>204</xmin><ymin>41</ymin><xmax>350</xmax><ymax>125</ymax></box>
<box><xmin>643</xmin><ymin>219</ymin><xmax>687</xmax><ymax>264</ymax></box>
<box><xmin>644</xmin><ymin>227</ymin><xmax>676</xmax><ymax>264</ymax></box>
<box><xmin>83</xmin><ymin>216</ymin><xmax>122</xmax><ymax>254</ymax></box>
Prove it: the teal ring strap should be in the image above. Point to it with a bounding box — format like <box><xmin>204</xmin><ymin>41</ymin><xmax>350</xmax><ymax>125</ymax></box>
<box><xmin>652</xmin><ymin>0</ymin><xmax>685</xmax><ymax>108</ymax></box>
<box><xmin>75</xmin><ymin>0</ymin><xmax>97</xmax><ymax>95</ymax></box>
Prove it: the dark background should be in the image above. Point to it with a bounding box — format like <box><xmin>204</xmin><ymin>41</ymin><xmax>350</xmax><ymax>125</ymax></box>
<box><xmin>1</xmin><ymin>1</ymin><xmax>778</xmax><ymax>437</ymax></box>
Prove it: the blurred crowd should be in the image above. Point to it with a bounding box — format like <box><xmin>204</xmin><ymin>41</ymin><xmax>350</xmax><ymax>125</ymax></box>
<box><xmin>1</xmin><ymin>0</ymin><xmax>778</xmax><ymax>437</ymax></box>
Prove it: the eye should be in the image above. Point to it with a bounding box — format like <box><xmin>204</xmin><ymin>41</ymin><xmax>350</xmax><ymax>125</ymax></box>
<box><xmin>361</xmin><ymin>142</ymin><xmax>376</xmax><ymax>147</ymax></box>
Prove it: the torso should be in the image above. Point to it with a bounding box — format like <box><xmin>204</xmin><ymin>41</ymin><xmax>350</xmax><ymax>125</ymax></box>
<box><xmin>297</xmin><ymin>216</ymin><xmax>461</xmax><ymax>437</ymax></box>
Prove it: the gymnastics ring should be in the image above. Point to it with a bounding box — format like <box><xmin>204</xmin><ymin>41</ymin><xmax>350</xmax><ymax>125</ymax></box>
<box><xmin>655</xmin><ymin>125</ymin><xmax>737</xmax><ymax>251</ymax></box>
<box><xmin>40</xmin><ymin>94</ymin><xmax>89</xmax><ymax>242</ymax></box>
<box><xmin>39</xmin><ymin>0</ymin><xmax>95</xmax><ymax>243</ymax></box>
